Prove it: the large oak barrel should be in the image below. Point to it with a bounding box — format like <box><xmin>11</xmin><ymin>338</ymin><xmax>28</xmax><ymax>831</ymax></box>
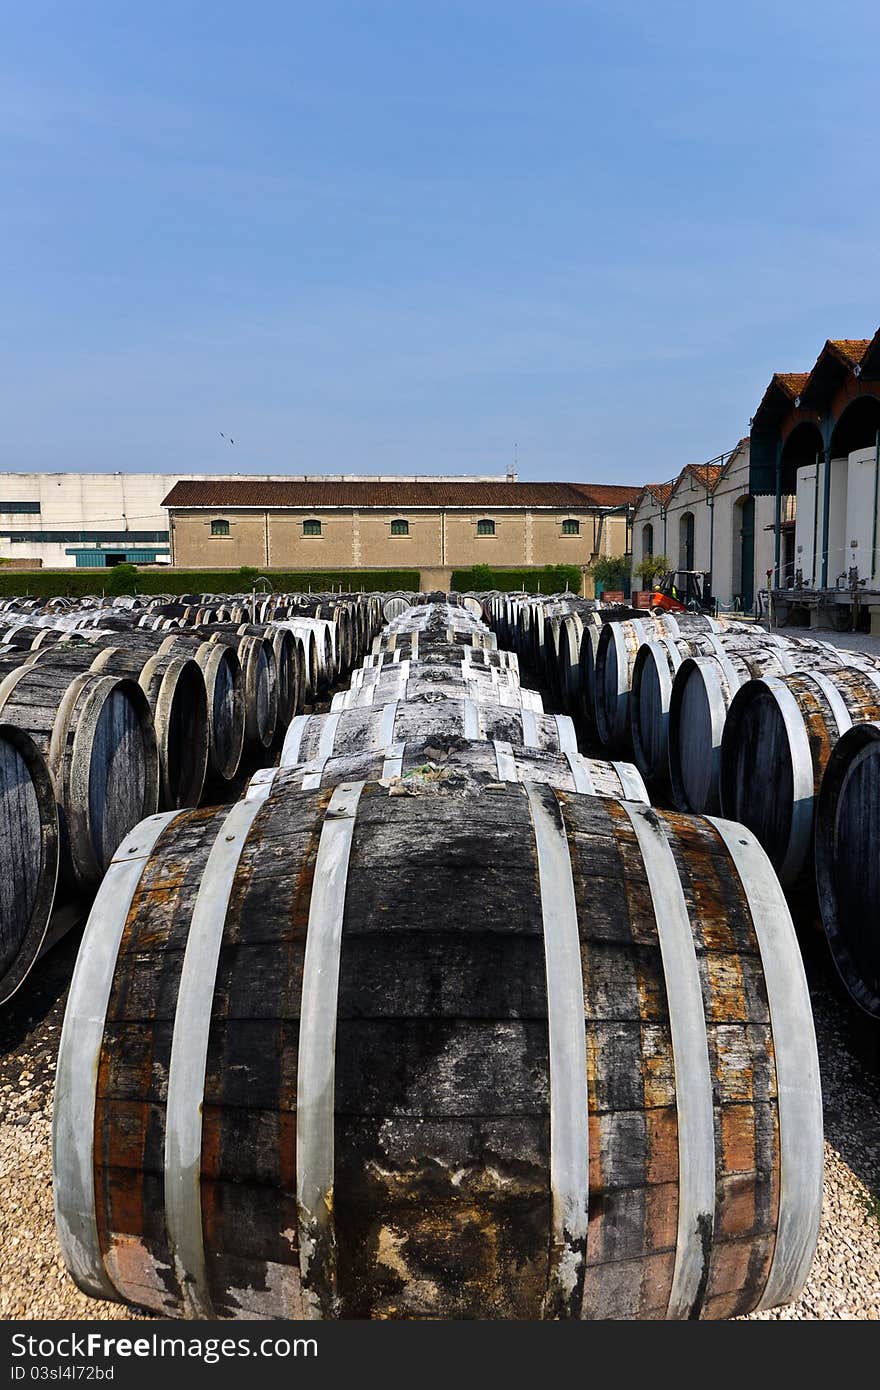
<box><xmin>0</xmin><ymin>725</ymin><xmax>60</xmax><ymax>1005</ymax></box>
<box><xmin>0</xmin><ymin>665</ymin><xmax>159</xmax><ymax>890</ymax></box>
<box><xmin>158</xmin><ymin>636</ymin><xmax>245</xmax><ymax>782</ymax></box>
<box><xmin>814</xmin><ymin>721</ymin><xmax>880</xmax><ymax>1017</ymax></box>
<box><xmin>629</xmin><ymin>636</ymin><xmax>723</xmax><ymax>791</ymax></box>
<box><xmin>361</xmin><ymin>644</ymin><xmax>518</xmax><ymax>674</ymax></box>
<box><xmin>54</xmin><ymin>781</ymin><xmax>821</xmax><ymax>1319</ymax></box>
<box><xmin>373</xmin><ymin>626</ymin><xmax>497</xmax><ymax>655</ymax></box>
<box><xmin>25</xmin><ymin>644</ymin><xmax>209</xmax><ymax>812</ymax></box>
<box><xmin>332</xmin><ymin>661</ymin><xmax>539</xmax><ymax>713</ymax></box>
<box><xmin>281</xmin><ymin>700</ymin><xmax>579</xmax><ymax>765</ymax></box>
<box><xmin>667</xmin><ymin>638</ymin><xmax>844</xmax><ymax>815</ymax></box>
<box><xmin>247</xmin><ymin>734</ymin><xmax>648</xmax><ymax>803</ymax></box>
<box><xmin>719</xmin><ymin>665</ymin><xmax>880</xmax><ymax>885</ymax></box>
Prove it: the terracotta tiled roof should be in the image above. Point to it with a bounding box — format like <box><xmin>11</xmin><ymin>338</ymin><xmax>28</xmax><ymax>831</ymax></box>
<box><xmin>162</xmin><ymin>479</ymin><xmax>639</xmax><ymax>510</ymax></box>
<box><xmin>775</xmin><ymin>372</ymin><xmax>810</xmax><ymax>399</ymax></box>
<box><xmin>680</xmin><ymin>463</ymin><xmax>723</xmax><ymax>489</ymax></box>
<box><xmin>828</xmin><ymin>339</ymin><xmax>871</xmax><ymax>366</ymax></box>
<box><xmin>635</xmin><ymin>481</ymin><xmax>674</xmax><ymax>509</ymax></box>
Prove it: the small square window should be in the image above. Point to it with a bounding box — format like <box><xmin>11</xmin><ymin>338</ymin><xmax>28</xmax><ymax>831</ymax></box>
<box><xmin>303</xmin><ymin>519</ymin><xmax>322</xmax><ymax>537</ymax></box>
<box><xmin>476</xmin><ymin>518</ymin><xmax>495</xmax><ymax>536</ymax></box>
<box><xmin>562</xmin><ymin>519</ymin><xmax>580</xmax><ymax>535</ymax></box>
<box><xmin>391</xmin><ymin>518</ymin><xmax>409</xmax><ymax>536</ymax></box>
<box><xmin>210</xmin><ymin>518</ymin><xmax>230</xmax><ymax>536</ymax></box>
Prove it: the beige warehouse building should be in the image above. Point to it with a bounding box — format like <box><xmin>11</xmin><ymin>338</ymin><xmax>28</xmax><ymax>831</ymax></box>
<box><xmin>162</xmin><ymin>478</ymin><xmax>640</xmax><ymax>590</ymax></box>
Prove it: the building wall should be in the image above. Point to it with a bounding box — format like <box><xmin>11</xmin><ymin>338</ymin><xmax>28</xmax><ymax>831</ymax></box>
<box><xmin>628</xmin><ymin>442</ymin><xmax>781</xmax><ymax>610</ymax></box>
<box><xmin>795</xmin><ymin>447</ymin><xmax>880</xmax><ymax>586</ymax></box>
<box><xmin>170</xmin><ymin>505</ymin><xmax>631</xmax><ymax>575</ymax></box>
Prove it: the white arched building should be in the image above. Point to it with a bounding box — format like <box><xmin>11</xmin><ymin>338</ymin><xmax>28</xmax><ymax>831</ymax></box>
<box><xmin>629</xmin><ymin>440</ymin><xmax>779</xmax><ymax>613</ymax></box>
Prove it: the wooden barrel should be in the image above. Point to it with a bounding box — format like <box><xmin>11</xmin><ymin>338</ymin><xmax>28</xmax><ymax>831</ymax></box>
<box><xmin>281</xmin><ymin>699</ymin><xmax>579</xmax><ymax>765</ymax></box>
<box><xmin>330</xmin><ymin>666</ymin><xmax>542</xmax><ymax>714</ymax></box>
<box><xmin>0</xmin><ymin>665</ymin><xmax>159</xmax><ymax>891</ymax></box>
<box><xmin>54</xmin><ymin>780</ymin><xmax>821</xmax><ymax>1319</ymax></box>
<box><xmin>361</xmin><ymin>644</ymin><xmax>518</xmax><ymax>674</ymax></box>
<box><xmin>209</xmin><ymin>634</ymin><xmax>277</xmax><ymax>752</ymax></box>
<box><xmin>213</xmin><ymin>624</ymin><xmax>301</xmax><ymax>729</ymax></box>
<box><xmin>158</xmin><ymin>636</ymin><xmax>245</xmax><ymax>782</ymax></box>
<box><xmin>26</xmin><ymin>644</ymin><xmax>210</xmax><ymax>812</ymax></box>
<box><xmin>629</xmin><ymin>635</ymin><xmax>730</xmax><ymax>791</ymax></box>
<box><xmin>719</xmin><ymin>665</ymin><xmax>880</xmax><ymax>885</ymax></box>
<box><xmin>247</xmin><ymin>733</ymin><xmax>648</xmax><ymax>803</ymax></box>
<box><xmin>667</xmin><ymin>638</ymin><xmax>846</xmax><ymax>815</ymax></box>
<box><xmin>814</xmin><ymin>721</ymin><xmax>880</xmax><ymax>1017</ymax></box>
<box><xmin>0</xmin><ymin>725</ymin><xmax>60</xmax><ymax>1005</ymax></box>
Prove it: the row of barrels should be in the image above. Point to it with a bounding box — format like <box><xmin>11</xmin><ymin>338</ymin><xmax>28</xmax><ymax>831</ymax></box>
<box><xmin>53</xmin><ymin>595</ymin><xmax>822</xmax><ymax>1320</ymax></box>
<box><xmin>0</xmin><ymin>594</ymin><xmax>379</xmax><ymax>1006</ymax></box>
<box><xmin>495</xmin><ymin>597</ymin><xmax>880</xmax><ymax>1023</ymax></box>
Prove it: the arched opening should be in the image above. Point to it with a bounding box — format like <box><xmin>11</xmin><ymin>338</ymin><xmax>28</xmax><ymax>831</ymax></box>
<box><xmin>476</xmin><ymin>518</ymin><xmax>496</xmax><ymax>536</ymax></box>
<box><xmin>390</xmin><ymin>518</ymin><xmax>409</xmax><ymax>536</ymax></box>
<box><xmin>641</xmin><ymin>522</ymin><xmax>654</xmax><ymax>559</ymax></box>
<box><xmin>731</xmin><ymin>496</ymin><xmax>755</xmax><ymax>610</ymax></box>
<box><xmin>830</xmin><ymin>394</ymin><xmax>880</xmax><ymax>457</ymax></box>
<box><xmin>210</xmin><ymin>518</ymin><xmax>230</xmax><ymax>537</ymax></box>
<box><xmin>678</xmin><ymin>512</ymin><xmax>694</xmax><ymax>570</ymax></box>
<box><xmin>303</xmin><ymin>518</ymin><xmax>322</xmax><ymax>537</ymax></box>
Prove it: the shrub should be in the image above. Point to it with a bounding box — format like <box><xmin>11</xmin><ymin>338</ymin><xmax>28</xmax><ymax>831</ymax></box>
<box><xmin>633</xmin><ymin>554</ymin><xmax>671</xmax><ymax>586</ymax></box>
<box><xmin>106</xmin><ymin>563</ymin><xmax>139</xmax><ymax>596</ymax></box>
<box><xmin>0</xmin><ymin>567</ymin><xmax>422</xmax><ymax>599</ymax></box>
<box><xmin>451</xmin><ymin>565</ymin><xmax>582</xmax><ymax>594</ymax></box>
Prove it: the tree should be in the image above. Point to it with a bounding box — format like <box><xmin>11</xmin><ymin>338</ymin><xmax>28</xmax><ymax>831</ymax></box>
<box><xmin>106</xmin><ymin>563</ymin><xmax>138</xmax><ymax>596</ymax></box>
<box><xmin>634</xmin><ymin>554</ymin><xmax>671</xmax><ymax>587</ymax></box>
<box><xmin>588</xmin><ymin>554</ymin><xmax>631</xmax><ymax>590</ymax></box>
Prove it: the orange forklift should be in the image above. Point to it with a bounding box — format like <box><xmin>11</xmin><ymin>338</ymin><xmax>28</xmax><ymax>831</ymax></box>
<box><xmin>638</xmin><ymin>569</ymin><xmax>715</xmax><ymax>615</ymax></box>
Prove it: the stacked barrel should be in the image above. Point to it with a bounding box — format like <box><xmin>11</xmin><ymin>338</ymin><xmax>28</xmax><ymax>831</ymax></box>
<box><xmin>0</xmin><ymin>592</ymin><xmax>376</xmax><ymax>1005</ymax></box>
<box><xmin>53</xmin><ymin>596</ymin><xmax>822</xmax><ymax>1321</ymax></box>
<box><xmin>496</xmin><ymin>594</ymin><xmax>880</xmax><ymax>1025</ymax></box>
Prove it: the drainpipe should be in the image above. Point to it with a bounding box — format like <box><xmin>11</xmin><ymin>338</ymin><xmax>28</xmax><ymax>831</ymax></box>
<box><xmin>820</xmin><ymin>445</ymin><xmax>832</xmax><ymax>588</ymax></box>
<box><xmin>264</xmin><ymin>512</ymin><xmax>270</xmax><ymax>568</ymax></box>
<box><xmin>811</xmin><ymin>453</ymin><xmax>820</xmax><ymax>587</ymax></box>
<box><xmin>773</xmin><ymin>455</ymin><xmax>782</xmax><ymax>587</ymax></box>
<box><xmin>872</xmin><ymin>430</ymin><xmax>880</xmax><ymax>582</ymax></box>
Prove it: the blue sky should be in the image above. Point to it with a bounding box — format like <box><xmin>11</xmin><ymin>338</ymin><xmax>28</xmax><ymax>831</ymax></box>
<box><xmin>2</xmin><ymin>1</ymin><xmax>878</xmax><ymax>483</ymax></box>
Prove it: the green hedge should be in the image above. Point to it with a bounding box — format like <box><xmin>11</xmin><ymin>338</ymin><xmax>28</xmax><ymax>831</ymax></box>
<box><xmin>451</xmin><ymin>564</ymin><xmax>582</xmax><ymax>594</ymax></box>
<box><xmin>0</xmin><ymin>568</ymin><xmax>421</xmax><ymax>599</ymax></box>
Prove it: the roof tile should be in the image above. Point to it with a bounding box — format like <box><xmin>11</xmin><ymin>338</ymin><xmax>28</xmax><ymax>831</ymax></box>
<box><xmin>162</xmin><ymin>478</ymin><xmax>641</xmax><ymax>510</ymax></box>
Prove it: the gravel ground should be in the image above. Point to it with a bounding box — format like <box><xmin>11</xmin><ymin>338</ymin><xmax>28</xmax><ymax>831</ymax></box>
<box><xmin>777</xmin><ymin>622</ymin><xmax>880</xmax><ymax>658</ymax></box>
<box><xmin>2</xmin><ymin>924</ymin><xmax>878</xmax><ymax>1321</ymax></box>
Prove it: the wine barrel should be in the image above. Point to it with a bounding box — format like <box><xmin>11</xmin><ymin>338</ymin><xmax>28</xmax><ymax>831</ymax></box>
<box><xmin>331</xmin><ymin>667</ymin><xmax>542</xmax><ymax>714</ymax></box>
<box><xmin>281</xmin><ymin>700</ymin><xmax>579</xmax><ymax>765</ymax></box>
<box><xmin>361</xmin><ymin>644</ymin><xmax>518</xmax><ymax>674</ymax></box>
<box><xmin>0</xmin><ymin>665</ymin><xmax>159</xmax><ymax>890</ymax></box>
<box><xmin>374</xmin><ymin>626</ymin><xmax>497</xmax><ymax>655</ymax></box>
<box><xmin>158</xmin><ymin>636</ymin><xmax>245</xmax><ymax>782</ymax></box>
<box><xmin>54</xmin><ymin>780</ymin><xmax>821</xmax><ymax>1319</ymax></box>
<box><xmin>26</xmin><ymin>644</ymin><xmax>210</xmax><ymax>812</ymax></box>
<box><xmin>210</xmin><ymin>634</ymin><xmax>278</xmax><ymax>753</ymax></box>
<box><xmin>247</xmin><ymin>734</ymin><xmax>648</xmax><ymax>803</ymax></box>
<box><xmin>667</xmin><ymin>638</ymin><xmax>844</xmax><ymax>815</ymax></box>
<box><xmin>814</xmin><ymin>721</ymin><xmax>880</xmax><ymax>1017</ymax></box>
<box><xmin>0</xmin><ymin>725</ymin><xmax>60</xmax><ymax>1005</ymax></box>
<box><xmin>629</xmin><ymin>635</ymin><xmax>730</xmax><ymax>791</ymax></box>
<box><xmin>719</xmin><ymin>665</ymin><xmax>880</xmax><ymax>885</ymax></box>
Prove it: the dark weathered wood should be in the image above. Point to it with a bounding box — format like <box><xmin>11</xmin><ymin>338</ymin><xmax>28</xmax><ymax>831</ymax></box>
<box><xmin>63</xmin><ymin>778</ymin><xmax>815</xmax><ymax>1320</ymax></box>
<box><xmin>262</xmin><ymin>732</ymin><xmax>646</xmax><ymax>803</ymax></box>
<box><xmin>0</xmin><ymin>665</ymin><xmax>159</xmax><ymax>890</ymax></box>
<box><xmin>0</xmin><ymin>724</ymin><xmax>60</xmax><ymax>1005</ymax></box>
<box><xmin>720</xmin><ymin>666</ymin><xmax>880</xmax><ymax>885</ymax></box>
<box><xmin>814</xmin><ymin>721</ymin><xmax>880</xmax><ymax>1018</ymax></box>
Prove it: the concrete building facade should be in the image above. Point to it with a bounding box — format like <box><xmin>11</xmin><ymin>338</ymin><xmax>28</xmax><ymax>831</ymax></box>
<box><xmin>630</xmin><ymin>441</ymin><xmax>782</xmax><ymax>612</ymax></box>
<box><xmin>162</xmin><ymin>478</ymin><xmax>639</xmax><ymax>591</ymax></box>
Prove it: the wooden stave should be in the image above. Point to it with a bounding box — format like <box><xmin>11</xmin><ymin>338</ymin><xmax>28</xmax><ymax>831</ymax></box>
<box><xmin>814</xmin><ymin>720</ymin><xmax>880</xmax><ymax>1018</ymax></box>
<box><xmin>23</xmin><ymin>644</ymin><xmax>210</xmax><ymax>813</ymax></box>
<box><xmin>0</xmin><ymin>724</ymin><xmax>61</xmax><ymax>1005</ymax></box>
<box><xmin>0</xmin><ymin>664</ymin><xmax>159</xmax><ymax>892</ymax></box>
<box><xmin>247</xmin><ymin>734</ymin><xmax>649</xmax><ymax>804</ymax></box>
<box><xmin>280</xmin><ymin>699</ymin><xmax>578</xmax><ymax>766</ymax></box>
<box><xmin>157</xmin><ymin>636</ymin><xmax>246</xmax><ymax>782</ymax></box>
<box><xmin>52</xmin><ymin>779</ymin><xmax>822</xmax><ymax>1321</ymax></box>
<box><xmin>719</xmin><ymin>666</ymin><xmax>880</xmax><ymax>886</ymax></box>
